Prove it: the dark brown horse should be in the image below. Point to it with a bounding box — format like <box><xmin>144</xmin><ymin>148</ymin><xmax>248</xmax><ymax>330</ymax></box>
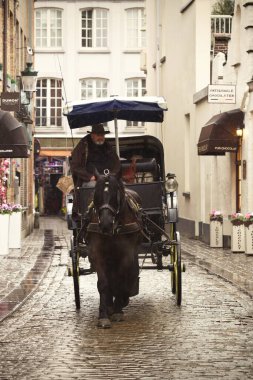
<box><xmin>86</xmin><ymin>171</ymin><xmax>142</xmax><ymax>328</ymax></box>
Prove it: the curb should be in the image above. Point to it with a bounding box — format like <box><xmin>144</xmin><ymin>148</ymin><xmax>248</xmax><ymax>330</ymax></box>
<box><xmin>182</xmin><ymin>249</ymin><xmax>253</xmax><ymax>298</ymax></box>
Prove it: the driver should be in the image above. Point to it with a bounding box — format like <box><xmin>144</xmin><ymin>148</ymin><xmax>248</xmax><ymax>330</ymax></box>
<box><xmin>70</xmin><ymin>123</ymin><xmax>120</xmax><ymax>224</ymax></box>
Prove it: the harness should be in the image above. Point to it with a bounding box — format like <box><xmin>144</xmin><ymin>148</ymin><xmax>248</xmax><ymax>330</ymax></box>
<box><xmin>86</xmin><ymin>174</ymin><xmax>143</xmax><ymax>236</ymax></box>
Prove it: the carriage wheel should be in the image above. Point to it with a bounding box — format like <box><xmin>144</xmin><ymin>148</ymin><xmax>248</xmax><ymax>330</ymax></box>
<box><xmin>170</xmin><ymin>246</ymin><xmax>176</xmax><ymax>294</ymax></box>
<box><xmin>174</xmin><ymin>231</ymin><xmax>182</xmax><ymax>306</ymax></box>
<box><xmin>71</xmin><ymin>235</ymin><xmax>80</xmax><ymax>309</ymax></box>
<box><xmin>169</xmin><ymin>224</ymin><xmax>176</xmax><ymax>294</ymax></box>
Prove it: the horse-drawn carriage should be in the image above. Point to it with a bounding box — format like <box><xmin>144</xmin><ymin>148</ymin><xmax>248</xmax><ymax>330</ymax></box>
<box><xmin>64</xmin><ymin>97</ymin><xmax>185</xmax><ymax>328</ymax></box>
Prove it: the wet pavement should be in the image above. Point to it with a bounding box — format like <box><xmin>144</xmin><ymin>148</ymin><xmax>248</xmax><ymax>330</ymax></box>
<box><xmin>0</xmin><ymin>216</ymin><xmax>253</xmax><ymax>379</ymax></box>
<box><xmin>0</xmin><ymin>216</ymin><xmax>252</xmax><ymax>323</ymax></box>
<box><xmin>181</xmin><ymin>236</ymin><xmax>253</xmax><ymax>298</ymax></box>
<box><xmin>0</xmin><ymin>217</ymin><xmax>70</xmax><ymax>322</ymax></box>
<box><xmin>0</xmin><ymin>217</ymin><xmax>252</xmax><ymax>379</ymax></box>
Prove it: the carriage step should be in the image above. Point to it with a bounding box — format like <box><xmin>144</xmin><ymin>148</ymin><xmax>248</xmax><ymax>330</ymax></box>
<box><xmin>140</xmin><ymin>265</ymin><xmax>171</xmax><ymax>270</ymax></box>
<box><xmin>140</xmin><ymin>263</ymin><xmax>186</xmax><ymax>271</ymax></box>
<box><xmin>67</xmin><ymin>267</ymin><xmax>94</xmax><ymax>276</ymax></box>
<box><xmin>79</xmin><ymin>268</ymin><xmax>94</xmax><ymax>275</ymax></box>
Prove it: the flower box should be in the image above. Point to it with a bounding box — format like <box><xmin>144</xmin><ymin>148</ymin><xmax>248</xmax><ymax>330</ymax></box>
<box><xmin>9</xmin><ymin>211</ymin><xmax>22</xmax><ymax>249</ymax></box>
<box><xmin>0</xmin><ymin>213</ymin><xmax>9</xmax><ymax>255</ymax></box>
<box><xmin>210</xmin><ymin>221</ymin><xmax>223</xmax><ymax>247</ymax></box>
<box><xmin>244</xmin><ymin>213</ymin><xmax>253</xmax><ymax>255</ymax></box>
<box><xmin>231</xmin><ymin>224</ymin><xmax>245</xmax><ymax>253</ymax></box>
<box><xmin>245</xmin><ymin>224</ymin><xmax>253</xmax><ymax>255</ymax></box>
<box><xmin>209</xmin><ymin>210</ymin><xmax>223</xmax><ymax>248</ymax></box>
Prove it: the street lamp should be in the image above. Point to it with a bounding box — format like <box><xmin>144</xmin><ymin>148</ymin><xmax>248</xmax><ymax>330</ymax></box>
<box><xmin>21</xmin><ymin>62</ymin><xmax>38</xmax><ymax>102</ymax></box>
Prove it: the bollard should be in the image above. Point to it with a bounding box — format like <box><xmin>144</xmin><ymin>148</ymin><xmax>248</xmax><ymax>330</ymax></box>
<box><xmin>34</xmin><ymin>211</ymin><xmax>40</xmax><ymax>229</ymax></box>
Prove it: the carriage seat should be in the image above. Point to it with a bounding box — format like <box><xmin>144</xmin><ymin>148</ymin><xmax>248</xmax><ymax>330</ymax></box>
<box><xmin>121</xmin><ymin>158</ymin><xmax>158</xmax><ymax>183</ymax></box>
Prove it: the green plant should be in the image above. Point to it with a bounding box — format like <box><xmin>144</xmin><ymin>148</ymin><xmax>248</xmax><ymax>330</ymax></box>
<box><xmin>212</xmin><ymin>0</ymin><xmax>234</xmax><ymax>15</ymax></box>
<box><xmin>210</xmin><ymin>210</ymin><xmax>223</xmax><ymax>222</ymax></box>
<box><xmin>0</xmin><ymin>203</ymin><xmax>12</xmax><ymax>214</ymax></box>
<box><xmin>244</xmin><ymin>212</ymin><xmax>253</xmax><ymax>227</ymax></box>
<box><xmin>231</xmin><ymin>212</ymin><xmax>244</xmax><ymax>226</ymax></box>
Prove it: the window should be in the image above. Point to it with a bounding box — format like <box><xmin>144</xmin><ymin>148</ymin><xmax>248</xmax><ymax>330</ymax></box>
<box><xmin>36</xmin><ymin>78</ymin><xmax>62</xmax><ymax>128</ymax></box>
<box><xmin>126</xmin><ymin>8</ymin><xmax>146</xmax><ymax>49</ymax></box>
<box><xmin>126</xmin><ymin>78</ymin><xmax>146</xmax><ymax>127</ymax></box>
<box><xmin>80</xmin><ymin>78</ymin><xmax>108</xmax><ymax>99</ymax></box>
<box><xmin>35</xmin><ymin>8</ymin><xmax>62</xmax><ymax>48</ymax></box>
<box><xmin>81</xmin><ymin>8</ymin><xmax>108</xmax><ymax>48</ymax></box>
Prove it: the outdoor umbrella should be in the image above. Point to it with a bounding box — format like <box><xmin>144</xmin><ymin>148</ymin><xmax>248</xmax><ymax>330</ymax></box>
<box><xmin>63</xmin><ymin>96</ymin><xmax>167</xmax><ymax>155</ymax></box>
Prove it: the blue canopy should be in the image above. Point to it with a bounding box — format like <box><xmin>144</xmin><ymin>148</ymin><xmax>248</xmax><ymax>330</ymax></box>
<box><xmin>64</xmin><ymin>97</ymin><xmax>167</xmax><ymax>130</ymax></box>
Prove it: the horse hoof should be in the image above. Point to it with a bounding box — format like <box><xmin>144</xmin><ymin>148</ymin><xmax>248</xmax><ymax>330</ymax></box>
<box><xmin>97</xmin><ymin>318</ymin><xmax>111</xmax><ymax>328</ymax></box>
<box><xmin>111</xmin><ymin>313</ymin><xmax>124</xmax><ymax>322</ymax></box>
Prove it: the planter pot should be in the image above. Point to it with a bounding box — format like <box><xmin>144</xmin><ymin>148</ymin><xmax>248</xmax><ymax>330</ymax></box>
<box><xmin>231</xmin><ymin>224</ymin><xmax>245</xmax><ymax>253</ymax></box>
<box><xmin>245</xmin><ymin>224</ymin><xmax>253</xmax><ymax>255</ymax></box>
<box><xmin>9</xmin><ymin>212</ymin><xmax>22</xmax><ymax>249</ymax></box>
<box><xmin>0</xmin><ymin>214</ymin><xmax>10</xmax><ymax>255</ymax></box>
<box><xmin>210</xmin><ymin>221</ymin><xmax>223</xmax><ymax>247</ymax></box>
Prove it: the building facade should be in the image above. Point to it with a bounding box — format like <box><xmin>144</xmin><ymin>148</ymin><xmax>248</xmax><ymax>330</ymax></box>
<box><xmin>34</xmin><ymin>0</ymin><xmax>146</xmax><ymax>215</ymax></box>
<box><xmin>145</xmin><ymin>0</ymin><xmax>253</xmax><ymax>246</ymax></box>
<box><xmin>0</xmin><ymin>0</ymin><xmax>36</xmax><ymax>237</ymax></box>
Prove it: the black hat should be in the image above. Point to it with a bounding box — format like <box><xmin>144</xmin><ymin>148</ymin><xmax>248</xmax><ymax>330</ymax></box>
<box><xmin>87</xmin><ymin>124</ymin><xmax>109</xmax><ymax>134</ymax></box>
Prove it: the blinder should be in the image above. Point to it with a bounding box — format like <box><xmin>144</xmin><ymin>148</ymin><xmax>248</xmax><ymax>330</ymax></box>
<box><xmin>96</xmin><ymin>179</ymin><xmax>124</xmax><ymax>235</ymax></box>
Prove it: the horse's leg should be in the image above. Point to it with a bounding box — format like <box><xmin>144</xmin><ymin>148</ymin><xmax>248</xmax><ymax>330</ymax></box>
<box><xmin>90</xmin><ymin>240</ymin><xmax>111</xmax><ymax>329</ymax></box>
<box><xmin>97</xmin><ymin>272</ymin><xmax>112</xmax><ymax>328</ymax></box>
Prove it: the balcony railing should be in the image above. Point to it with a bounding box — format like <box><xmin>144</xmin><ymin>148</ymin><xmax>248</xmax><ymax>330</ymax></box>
<box><xmin>211</xmin><ymin>15</ymin><xmax>232</xmax><ymax>35</ymax></box>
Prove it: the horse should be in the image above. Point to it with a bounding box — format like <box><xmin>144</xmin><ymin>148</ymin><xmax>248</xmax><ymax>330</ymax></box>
<box><xmin>86</xmin><ymin>171</ymin><xmax>142</xmax><ymax>328</ymax></box>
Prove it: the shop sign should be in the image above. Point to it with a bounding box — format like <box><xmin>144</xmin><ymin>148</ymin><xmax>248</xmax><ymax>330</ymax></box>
<box><xmin>208</xmin><ymin>85</ymin><xmax>236</xmax><ymax>104</ymax></box>
<box><xmin>1</xmin><ymin>92</ymin><xmax>20</xmax><ymax>111</ymax></box>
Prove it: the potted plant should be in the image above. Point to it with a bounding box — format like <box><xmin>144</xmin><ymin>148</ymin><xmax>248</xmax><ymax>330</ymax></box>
<box><xmin>244</xmin><ymin>212</ymin><xmax>253</xmax><ymax>255</ymax></box>
<box><xmin>231</xmin><ymin>212</ymin><xmax>245</xmax><ymax>253</ymax></box>
<box><xmin>0</xmin><ymin>203</ymin><xmax>12</xmax><ymax>255</ymax></box>
<box><xmin>209</xmin><ymin>210</ymin><xmax>223</xmax><ymax>247</ymax></box>
<box><xmin>9</xmin><ymin>204</ymin><xmax>23</xmax><ymax>249</ymax></box>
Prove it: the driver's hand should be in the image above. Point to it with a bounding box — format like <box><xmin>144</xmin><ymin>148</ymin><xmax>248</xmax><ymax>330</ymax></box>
<box><xmin>90</xmin><ymin>176</ymin><xmax>96</xmax><ymax>181</ymax></box>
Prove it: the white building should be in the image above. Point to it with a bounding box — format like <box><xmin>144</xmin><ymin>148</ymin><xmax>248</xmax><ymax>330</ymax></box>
<box><xmin>34</xmin><ymin>0</ymin><xmax>146</xmax><ymax>214</ymax></box>
<box><xmin>145</xmin><ymin>0</ymin><xmax>253</xmax><ymax>247</ymax></box>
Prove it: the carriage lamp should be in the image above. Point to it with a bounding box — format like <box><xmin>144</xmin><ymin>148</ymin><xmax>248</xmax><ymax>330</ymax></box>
<box><xmin>165</xmin><ymin>173</ymin><xmax>178</xmax><ymax>193</ymax></box>
<box><xmin>21</xmin><ymin>62</ymin><xmax>38</xmax><ymax>102</ymax></box>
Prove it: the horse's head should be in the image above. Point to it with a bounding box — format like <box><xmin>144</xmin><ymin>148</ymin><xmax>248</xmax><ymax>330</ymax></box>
<box><xmin>93</xmin><ymin>170</ymin><xmax>124</xmax><ymax>235</ymax></box>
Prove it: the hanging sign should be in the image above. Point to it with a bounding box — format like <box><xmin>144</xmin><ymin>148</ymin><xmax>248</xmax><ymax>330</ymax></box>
<box><xmin>208</xmin><ymin>84</ymin><xmax>236</xmax><ymax>104</ymax></box>
<box><xmin>1</xmin><ymin>92</ymin><xmax>20</xmax><ymax>111</ymax></box>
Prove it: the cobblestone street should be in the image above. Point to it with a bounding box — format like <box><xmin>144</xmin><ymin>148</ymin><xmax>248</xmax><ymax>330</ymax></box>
<box><xmin>0</xmin><ymin>218</ymin><xmax>253</xmax><ymax>379</ymax></box>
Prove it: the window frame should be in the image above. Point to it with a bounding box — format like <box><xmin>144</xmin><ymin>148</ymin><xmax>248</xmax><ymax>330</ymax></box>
<box><xmin>80</xmin><ymin>77</ymin><xmax>109</xmax><ymax>100</ymax></box>
<box><xmin>80</xmin><ymin>7</ymin><xmax>109</xmax><ymax>49</ymax></box>
<box><xmin>35</xmin><ymin>7</ymin><xmax>63</xmax><ymax>49</ymax></box>
<box><xmin>125</xmin><ymin>7</ymin><xmax>146</xmax><ymax>50</ymax></box>
<box><xmin>35</xmin><ymin>78</ymin><xmax>63</xmax><ymax>130</ymax></box>
<box><xmin>125</xmin><ymin>77</ymin><xmax>146</xmax><ymax>128</ymax></box>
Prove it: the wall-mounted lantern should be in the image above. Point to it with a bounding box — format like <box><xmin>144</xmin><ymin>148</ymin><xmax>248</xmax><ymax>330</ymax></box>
<box><xmin>21</xmin><ymin>62</ymin><xmax>38</xmax><ymax>103</ymax></box>
<box><xmin>236</xmin><ymin>126</ymin><xmax>243</xmax><ymax>137</ymax></box>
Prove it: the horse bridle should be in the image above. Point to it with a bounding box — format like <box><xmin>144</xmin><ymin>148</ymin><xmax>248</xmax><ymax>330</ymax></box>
<box><xmin>96</xmin><ymin>172</ymin><xmax>124</xmax><ymax>234</ymax></box>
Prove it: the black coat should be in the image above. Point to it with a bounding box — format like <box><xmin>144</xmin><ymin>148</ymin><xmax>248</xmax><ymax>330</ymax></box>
<box><xmin>70</xmin><ymin>134</ymin><xmax>120</xmax><ymax>188</ymax></box>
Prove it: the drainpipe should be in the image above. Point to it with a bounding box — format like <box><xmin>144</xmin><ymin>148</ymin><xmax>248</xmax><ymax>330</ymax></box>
<box><xmin>156</xmin><ymin>0</ymin><xmax>160</xmax><ymax>97</ymax></box>
<box><xmin>3</xmin><ymin>0</ymin><xmax>8</xmax><ymax>91</ymax></box>
<box><xmin>156</xmin><ymin>0</ymin><xmax>161</xmax><ymax>140</ymax></box>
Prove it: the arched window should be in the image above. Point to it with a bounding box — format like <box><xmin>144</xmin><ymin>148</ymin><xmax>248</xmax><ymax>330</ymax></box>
<box><xmin>80</xmin><ymin>78</ymin><xmax>108</xmax><ymax>99</ymax></box>
<box><xmin>81</xmin><ymin>8</ymin><xmax>108</xmax><ymax>48</ymax></box>
<box><xmin>35</xmin><ymin>8</ymin><xmax>62</xmax><ymax>48</ymax></box>
<box><xmin>36</xmin><ymin>78</ymin><xmax>62</xmax><ymax>127</ymax></box>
